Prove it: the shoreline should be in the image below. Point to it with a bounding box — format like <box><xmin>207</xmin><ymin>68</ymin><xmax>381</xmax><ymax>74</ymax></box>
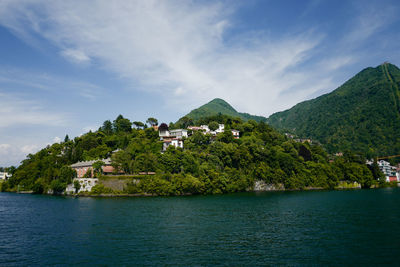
<box><xmin>5</xmin><ymin>180</ymin><xmax>399</xmax><ymax>198</ymax></box>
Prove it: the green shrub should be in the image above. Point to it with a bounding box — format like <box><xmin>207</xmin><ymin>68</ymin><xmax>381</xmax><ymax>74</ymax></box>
<box><xmin>91</xmin><ymin>184</ymin><xmax>113</xmax><ymax>194</ymax></box>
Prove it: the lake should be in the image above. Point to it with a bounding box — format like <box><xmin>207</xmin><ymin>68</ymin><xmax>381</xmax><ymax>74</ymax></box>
<box><xmin>1</xmin><ymin>188</ymin><xmax>400</xmax><ymax>266</ymax></box>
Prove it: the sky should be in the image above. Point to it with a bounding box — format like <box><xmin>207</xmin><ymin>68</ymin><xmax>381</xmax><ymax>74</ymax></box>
<box><xmin>0</xmin><ymin>0</ymin><xmax>400</xmax><ymax>166</ymax></box>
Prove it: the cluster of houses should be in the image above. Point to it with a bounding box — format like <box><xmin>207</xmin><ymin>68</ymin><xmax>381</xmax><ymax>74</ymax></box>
<box><xmin>160</xmin><ymin>123</ymin><xmax>239</xmax><ymax>151</ymax></box>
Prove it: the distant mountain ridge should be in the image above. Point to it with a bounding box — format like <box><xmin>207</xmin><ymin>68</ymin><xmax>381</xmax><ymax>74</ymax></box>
<box><xmin>267</xmin><ymin>62</ymin><xmax>400</xmax><ymax>157</ymax></box>
<box><xmin>179</xmin><ymin>98</ymin><xmax>267</xmax><ymax>123</ymax></box>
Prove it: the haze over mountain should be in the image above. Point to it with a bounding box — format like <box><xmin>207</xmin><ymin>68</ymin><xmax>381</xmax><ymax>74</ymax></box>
<box><xmin>267</xmin><ymin>63</ymin><xmax>400</xmax><ymax>157</ymax></box>
<box><xmin>178</xmin><ymin>98</ymin><xmax>267</xmax><ymax>124</ymax></box>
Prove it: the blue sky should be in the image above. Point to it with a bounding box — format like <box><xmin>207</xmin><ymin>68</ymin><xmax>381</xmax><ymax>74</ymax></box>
<box><xmin>0</xmin><ymin>0</ymin><xmax>400</xmax><ymax>166</ymax></box>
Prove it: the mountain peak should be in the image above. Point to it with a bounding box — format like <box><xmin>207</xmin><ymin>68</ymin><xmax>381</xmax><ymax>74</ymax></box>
<box><xmin>177</xmin><ymin>98</ymin><xmax>266</xmax><ymax>124</ymax></box>
<box><xmin>205</xmin><ymin>98</ymin><xmax>237</xmax><ymax>112</ymax></box>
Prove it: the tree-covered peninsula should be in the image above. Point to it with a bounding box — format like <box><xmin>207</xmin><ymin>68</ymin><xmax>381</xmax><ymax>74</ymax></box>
<box><xmin>1</xmin><ymin>114</ymin><xmax>382</xmax><ymax>195</ymax></box>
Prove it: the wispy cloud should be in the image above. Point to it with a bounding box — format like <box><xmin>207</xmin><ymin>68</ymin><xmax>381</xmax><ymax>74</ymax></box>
<box><xmin>0</xmin><ymin>0</ymin><xmax>398</xmax><ymax>118</ymax></box>
<box><xmin>61</xmin><ymin>48</ymin><xmax>91</xmax><ymax>64</ymax></box>
<box><xmin>0</xmin><ymin>0</ymin><xmax>325</xmax><ymax>116</ymax></box>
<box><xmin>0</xmin><ymin>67</ymin><xmax>104</xmax><ymax>101</ymax></box>
<box><xmin>0</xmin><ymin>90</ymin><xmax>67</xmax><ymax>128</ymax></box>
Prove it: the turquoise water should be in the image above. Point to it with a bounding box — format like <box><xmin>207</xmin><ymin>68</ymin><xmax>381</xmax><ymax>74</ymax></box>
<box><xmin>1</xmin><ymin>189</ymin><xmax>400</xmax><ymax>266</ymax></box>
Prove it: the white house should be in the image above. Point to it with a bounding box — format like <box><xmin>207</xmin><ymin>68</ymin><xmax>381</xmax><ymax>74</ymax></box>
<box><xmin>162</xmin><ymin>138</ymin><xmax>184</xmax><ymax>151</ymax></box>
<box><xmin>169</xmin><ymin>129</ymin><xmax>188</xmax><ymax>139</ymax></box>
<box><xmin>0</xmin><ymin>172</ymin><xmax>10</xmax><ymax>180</ymax></box>
<box><xmin>159</xmin><ymin>125</ymin><xmax>188</xmax><ymax>151</ymax></box>
<box><xmin>231</xmin><ymin>129</ymin><xmax>240</xmax><ymax>139</ymax></box>
<box><xmin>378</xmin><ymin>160</ymin><xmax>399</xmax><ymax>182</ymax></box>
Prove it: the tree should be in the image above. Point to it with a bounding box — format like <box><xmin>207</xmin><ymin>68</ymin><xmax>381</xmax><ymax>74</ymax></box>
<box><xmin>59</xmin><ymin>166</ymin><xmax>76</xmax><ymax>184</ymax></box>
<box><xmin>50</xmin><ymin>179</ymin><xmax>66</xmax><ymax>194</ymax></box>
<box><xmin>133</xmin><ymin>153</ymin><xmax>158</xmax><ymax>173</ymax></box>
<box><xmin>133</xmin><ymin>121</ymin><xmax>145</xmax><ymax>129</ymax></box>
<box><xmin>111</xmin><ymin>150</ymin><xmax>132</xmax><ymax>173</ymax></box>
<box><xmin>113</xmin><ymin>115</ymin><xmax>132</xmax><ymax>133</ymax></box>
<box><xmin>299</xmin><ymin>144</ymin><xmax>312</xmax><ymax>161</ymax></box>
<box><xmin>74</xmin><ymin>180</ymin><xmax>81</xmax><ymax>193</ymax></box>
<box><xmin>83</xmin><ymin>168</ymin><xmax>92</xmax><ymax>178</ymax></box>
<box><xmin>209</xmin><ymin>121</ymin><xmax>219</xmax><ymax>131</ymax></box>
<box><xmin>102</xmin><ymin>120</ymin><xmax>113</xmax><ymax>135</ymax></box>
<box><xmin>92</xmin><ymin>160</ymin><xmax>104</xmax><ymax>177</ymax></box>
<box><xmin>64</xmin><ymin>134</ymin><xmax>70</xmax><ymax>143</ymax></box>
<box><xmin>178</xmin><ymin>116</ymin><xmax>194</xmax><ymax>128</ymax></box>
<box><xmin>146</xmin><ymin>117</ymin><xmax>158</xmax><ymax>127</ymax></box>
<box><xmin>158</xmin><ymin>123</ymin><xmax>169</xmax><ymax>132</ymax></box>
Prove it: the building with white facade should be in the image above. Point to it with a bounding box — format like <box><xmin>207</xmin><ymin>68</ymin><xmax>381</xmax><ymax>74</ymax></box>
<box><xmin>169</xmin><ymin>129</ymin><xmax>188</xmax><ymax>139</ymax></box>
<box><xmin>159</xmin><ymin>125</ymin><xmax>188</xmax><ymax>151</ymax></box>
<box><xmin>65</xmin><ymin>178</ymin><xmax>99</xmax><ymax>194</ymax></box>
<box><xmin>378</xmin><ymin>160</ymin><xmax>399</xmax><ymax>182</ymax></box>
<box><xmin>0</xmin><ymin>172</ymin><xmax>10</xmax><ymax>180</ymax></box>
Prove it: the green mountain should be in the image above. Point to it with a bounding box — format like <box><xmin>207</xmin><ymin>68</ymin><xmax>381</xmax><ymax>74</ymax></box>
<box><xmin>178</xmin><ymin>98</ymin><xmax>267</xmax><ymax>124</ymax></box>
<box><xmin>267</xmin><ymin>62</ymin><xmax>400</xmax><ymax>157</ymax></box>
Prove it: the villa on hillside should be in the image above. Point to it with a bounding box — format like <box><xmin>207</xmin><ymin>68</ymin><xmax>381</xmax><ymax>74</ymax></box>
<box><xmin>158</xmin><ymin>123</ymin><xmax>188</xmax><ymax>151</ymax></box>
<box><xmin>377</xmin><ymin>160</ymin><xmax>399</xmax><ymax>182</ymax></box>
<box><xmin>159</xmin><ymin>122</ymin><xmax>240</xmax><ymax>151</ymax></box>
<box><xmin>0</xmin><ymin>172</ymin><xmax>11</xmax><ymax>181</ymax></box>
<box><xmin>70</xmin><ymin>158</ymin><xmax>115</xmax><ymax>178</ymax></box>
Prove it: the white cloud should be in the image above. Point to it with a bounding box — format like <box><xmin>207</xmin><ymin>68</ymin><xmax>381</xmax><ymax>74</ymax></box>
<box><xmin>81</xmin><ymin>126</ymin><xmax>97</xmax><ymax>136</ymax></box>
<box><xmin>0</xmin><ymin>0</ymin><xmax>325</xmax><ymax>116</ymax></box>
<box><xmin>61</xmin><ymin>48</ymin><xmax>90</xmax><ymax>64</ymax></box>
<box><xmin>0</xmin><ymin>0</ymin><xmax>397</xmax><ymax>118</ymax></box>
<box><xmin>0</xmin><ymin>143</ymin><xmax>39</xmax><ymax>166</ymax></box>
<box><xmin>53</xmin><ymin>136</ymin><xmax>62</xmax><ymax>143</ymax></box>
<box><xmin>20</xmin><ymin>144</ymin><xmax>39</xmax><ymax>155</ymax></box>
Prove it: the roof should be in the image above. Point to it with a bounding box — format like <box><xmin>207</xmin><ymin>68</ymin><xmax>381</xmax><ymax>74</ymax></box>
<box><xmin>71</xmin><ymin>158</ymin><xmax>111</xmax><ymax>168</ymax></box>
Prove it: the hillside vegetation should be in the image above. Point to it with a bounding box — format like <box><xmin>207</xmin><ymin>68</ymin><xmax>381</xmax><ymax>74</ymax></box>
<box><xmin>268</xmin><ymin>63</ymin><xmax>400</xmax><ymax>157</ymax></box>
<box><xmin>175</xmin><ymin>98</ymin><xmax>267</xmax><ymax>127</ymax></box>
<box><xmin>1</xmin><ymin>114</ymin><xmax>382</xmax><ymax>195</ymax></box>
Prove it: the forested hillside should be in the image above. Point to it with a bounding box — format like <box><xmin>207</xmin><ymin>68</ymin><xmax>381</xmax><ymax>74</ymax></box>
<box><xmin>175</xmin><ymin>98</ymin><xmax>266</xmax><ymax>128</ymax></box>
<box><xmin>268</xmin><ymin>63</ymin><xmax>400</xmax><ymax>157</ymax></box>
<box><xmin>1</xmin><ymin>114</ymin><xmax>382</xmax><ymax>195</ymax></box>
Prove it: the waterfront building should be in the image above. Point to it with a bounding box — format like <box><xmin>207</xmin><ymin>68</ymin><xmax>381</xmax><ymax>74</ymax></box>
<box><xmin>377</xmin><ymin>160</ymin><xmax>399</xmax><ymax>182</ymax></box>
<box><xmin>71</xmin><ymin>158</ymin><xmax>115</xmax><ymax>178</ymax></box>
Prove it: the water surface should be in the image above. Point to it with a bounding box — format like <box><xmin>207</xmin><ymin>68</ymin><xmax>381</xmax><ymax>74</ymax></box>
<box><xmin>1</xmin><ymin>189</ymin><xmax>400</xmax><ymax>266</ymax></box>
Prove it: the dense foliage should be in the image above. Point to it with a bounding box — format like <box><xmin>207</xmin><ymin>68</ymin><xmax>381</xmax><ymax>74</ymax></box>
<box><xmin>1</xmin><ymin>113</ymin><xmax>381</xmax><ymax>195</ymax></box>
<box><xmin>176</xmin><ymin>98</ymin><xmax>267</xmax><ymax>128</ymax></box>
<box><xmin>268</xmin><ymin>63</ymin><xmax>400</xmax><ymax>158</ymax></box>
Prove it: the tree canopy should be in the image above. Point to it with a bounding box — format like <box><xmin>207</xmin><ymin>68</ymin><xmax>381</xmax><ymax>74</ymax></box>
<box><xmin>1</xmin><ymin>114</ymin><xmax>382</xmax><ymax>195</ymax></box>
